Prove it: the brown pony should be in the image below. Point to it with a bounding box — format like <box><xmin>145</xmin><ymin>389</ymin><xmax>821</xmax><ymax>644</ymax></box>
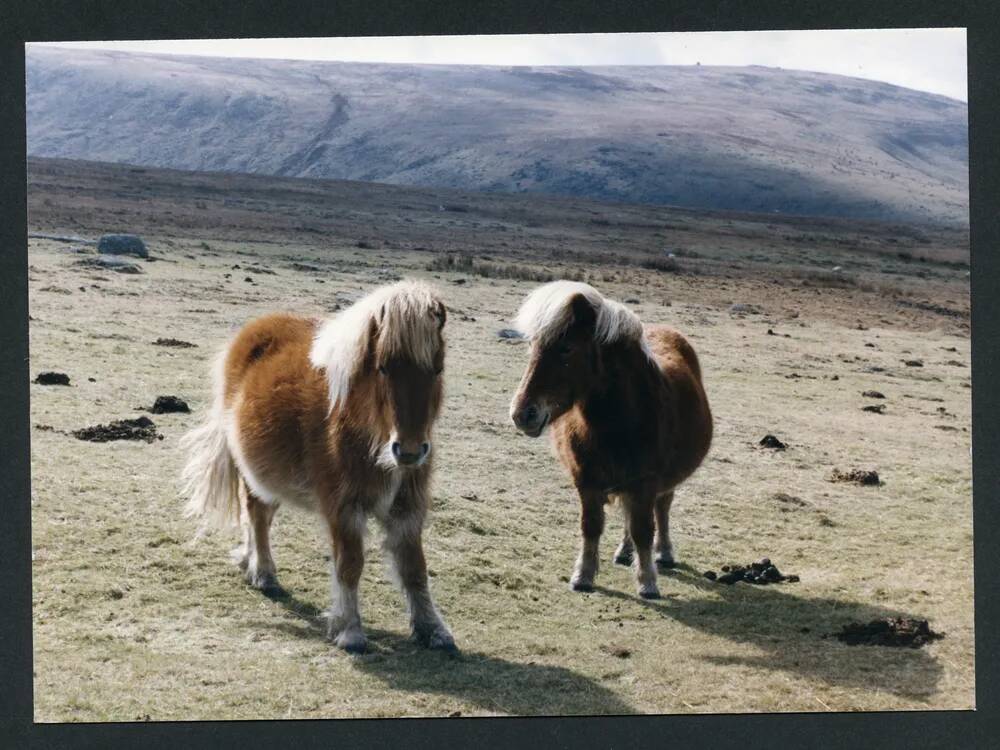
<box><xmin>180</xmin><ymin>280</ymin><xmax>454</xmax><ymax>653</ymax></box>
<box><xmin>509</xmin><ymin>281</ymin><xmax>712</xmax><ymax>599</ymax></box>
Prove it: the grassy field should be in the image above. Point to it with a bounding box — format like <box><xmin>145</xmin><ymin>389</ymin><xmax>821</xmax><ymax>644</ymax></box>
<box><xmin>28</xmin><ymin>159</ymin><xmax>972</xmax><ymax>720</ymax></box>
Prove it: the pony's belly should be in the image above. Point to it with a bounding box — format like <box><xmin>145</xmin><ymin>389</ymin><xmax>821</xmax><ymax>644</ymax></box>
<box><xmin>225</xmin><ymin>408</ymin><xmax>315</xmax><ymax>509</ymax></box>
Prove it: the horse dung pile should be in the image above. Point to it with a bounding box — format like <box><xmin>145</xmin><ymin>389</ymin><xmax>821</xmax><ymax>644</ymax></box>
<box><xmin>758</xmin><ymin>434</ymin><xmax>787</xmax><ymax>450</ymax></box>
<box><xmin>72</xmin><ymin>416</ymin><xmax>163</xmax><ymax>443</ymax></box>
<box><xmin>833</xmin><ymin>618</ymin><xmax>943</xmax><ymax>648</ymax></box>
<box><xmin>830</xmin><ymin>468</ymin><xmax>881</xmax><ymax>486</ymax></box>
<box><xmin>34</xmin><ymin>371</ymin><xmax>71</xmax><ymax>385</ymax></box>
<box><xmin>149</xmin><ymin>395</ymin><xmax>190</xmax><ymax>414</ymax></box>
<box><xmin>703</xmin><ymin>558</ymin><xmax>800</xmax><ymax>585</ymax></box>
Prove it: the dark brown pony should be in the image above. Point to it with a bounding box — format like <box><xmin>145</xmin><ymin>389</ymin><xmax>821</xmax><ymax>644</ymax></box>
<box><xmin>180</xmin><ymin>280</ymin><xmax>454</xmax><ymax>653</ymax></box>
<box><xmin>509</xmin><ymin>281</ymin><xmax>712</xmax><ymax>599</ymax></box>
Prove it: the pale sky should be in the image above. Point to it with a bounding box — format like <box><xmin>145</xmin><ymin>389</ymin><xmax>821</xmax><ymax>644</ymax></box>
<box><xmin>34</xmin><ymin>28</ymin><xmax>968</xmax><ymax>102</ymax></box>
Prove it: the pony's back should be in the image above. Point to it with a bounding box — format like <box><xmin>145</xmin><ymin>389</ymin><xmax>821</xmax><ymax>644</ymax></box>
<box><xmin>643</xmin><ymin>323</ymin><xmax>704</xmax><ymax>383</ymax></box>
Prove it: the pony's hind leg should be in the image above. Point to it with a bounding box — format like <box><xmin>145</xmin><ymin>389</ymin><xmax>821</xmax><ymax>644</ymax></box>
<box><xmin>612</xmin><ymin>524</ymin><xmax>634</xmax><ymax>567</ymax></box>
<box><xmin>625</xmin><ymin>497</ymin><xmax>660</xmax><ymax>599</ymax></box>
<box><xmin>243</xmin><ymin>488</ymin><xmax>280</xmax><ymax>591</ymax></box>
<box><xmin>383</xmin><ymin>508</ymin><xmax>455</xmax><ymax>652</ymax></box>
<box><xmin>326</xmin><ymin>505</ymin><xmax>367</xmax><ymax>653</ymax></box>
<box><xmin>653</xmin><ymin>490</ymin><xmax>676</xmax><ymax>570</ymax></box>
<box><xmin>570</xmin><ymin>488</ymin><xmax>606</xmax><ymax>592</ymax></box>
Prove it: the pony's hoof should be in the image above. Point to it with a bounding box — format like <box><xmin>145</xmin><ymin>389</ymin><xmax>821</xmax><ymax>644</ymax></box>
<box><xmin>655</xmin><ymin>556</ymin><xmax>677</xmax><ymax>571</ymax></box>
<box><xmin>638</xmin><ymin>585</ymin><xmax>662</xmax><ymax>600</ymax></box>
<box><xmin>413</xmin><ymin>623</ymin><xmax>457</xmax><ymax>652</ymax></box>
<box><xmin>612</xmin><ymin>550</ymin><xmax>633</xmax><ymax>567</ymax></box>
<box><xmin>427</xmin><ymin>630</ymin><xmax>458</xmax><ymax>653</ymax></box>
<box><xmin>334</xmin><ymin>630</ymin><xmax>367</xmax><ymax>654</ymax></box>
<box><xmin>570</xmin><ymin>579</ymin><xmax>595</xmax><ymax>593</ymax></box>
<box><xmin>246</xmin><ymin>568</ymin><xmax>279</xmax><ymax>592</ymax></box>
<box><xmin>230</xmin><ymin>546</ymin><xmax>250</xmax><ymax>571</ymax></box>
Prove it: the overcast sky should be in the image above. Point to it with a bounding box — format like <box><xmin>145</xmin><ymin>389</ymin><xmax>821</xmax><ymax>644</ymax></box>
<box><xmin>35</xmin><ymin>28</ymin><xmax>968</xmax><ymax>102</ymax></box>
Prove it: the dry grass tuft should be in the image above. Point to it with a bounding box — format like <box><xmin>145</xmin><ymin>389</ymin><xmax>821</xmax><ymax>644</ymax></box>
<box><xmin>427</xmin><ymin>252</ymin><xmax>585</xmax><ymax>283</ymax></box>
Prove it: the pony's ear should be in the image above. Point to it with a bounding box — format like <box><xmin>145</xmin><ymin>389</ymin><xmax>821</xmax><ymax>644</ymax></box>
<box><xmin>568</xmin><ymin>293</ymin><xmax>597</xmax><ymax>333</ymax></box>
<box><xmin>433</xmin><ymin>300</ymin><xmax>447</xmax><ymax>331</ymax></box>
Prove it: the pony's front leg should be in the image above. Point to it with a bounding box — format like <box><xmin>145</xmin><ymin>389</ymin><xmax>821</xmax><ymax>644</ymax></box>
<box><xmin>326</xmin><ymin>505</ymin><xmax>367</xmax><ymax>654</ymax></box>
<box><xmin>383</xmin><ymin>505</ymin><xmax>456</xmax><ymax>652</ymax></box>
<box><xmin>625</xmin><ymin>497</ymin><xmax>660</xmax><ymax>599</ymax></box>
<box><xmin>570</xmin><ymin>488</ymin><xmax>606</xmax><ymax>592</ymax></box>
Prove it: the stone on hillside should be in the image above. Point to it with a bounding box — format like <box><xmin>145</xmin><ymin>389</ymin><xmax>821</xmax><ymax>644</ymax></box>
<box><xmin>97</xmin><ymin>234</ymin><xmax>148</xmax><ymax>258</ymax></box>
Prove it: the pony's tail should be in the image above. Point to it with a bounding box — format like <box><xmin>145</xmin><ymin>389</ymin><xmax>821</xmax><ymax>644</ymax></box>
<box><xmin>179</xmin><ymin>350</ymin><xmax>241</xmax><ymax>535</ymax></box>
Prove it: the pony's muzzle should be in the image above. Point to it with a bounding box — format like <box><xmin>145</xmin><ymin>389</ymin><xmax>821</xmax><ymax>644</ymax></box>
<box><xmin>392</xmin><ymin>440</ymin><xmax>431</xmax><ymax>466</ymax></box>
<box><xmin>511</xmin><ymin>402</ymin><xmax>549</xmax><ymax>437</ymax></box>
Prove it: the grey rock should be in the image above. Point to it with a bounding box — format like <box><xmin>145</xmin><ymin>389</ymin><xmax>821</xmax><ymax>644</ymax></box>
<box><xmin>97</xmin><ymin>234</ymin><xmax>148</xmax><ymax>258</ymax></box>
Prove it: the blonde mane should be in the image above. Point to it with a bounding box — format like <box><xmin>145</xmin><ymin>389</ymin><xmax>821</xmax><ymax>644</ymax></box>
<box><xmin>310</xmin><ymin>279</ymin><xmax>444</xmax><ymax>410</ymax></box>
<box><xmin>513</xmin><ymin>281</ymin><xmax>646</xmax><ymax>349</ymax></box>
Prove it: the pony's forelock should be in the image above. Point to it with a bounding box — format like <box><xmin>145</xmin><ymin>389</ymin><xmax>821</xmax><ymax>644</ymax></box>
<box><xmin>310</xmin><ymin>280</ymin><xmax>444</xmax><ymax>411</ymax></box>
<box><xmin>513</xmin><ymin>281</ymin><xmax>645</xmax><ymax>349</ymax></box>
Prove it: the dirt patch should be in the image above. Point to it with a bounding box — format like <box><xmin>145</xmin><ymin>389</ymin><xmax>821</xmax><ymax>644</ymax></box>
<box><xmin>862</xmin><ymin>404</ymin><xmax>886</xmax><ymax>414</ymax></box>
<box><xmin>704</xmin><ymin>558</ymin><xmax>800</xmax><ymax>585</ymax></box>
<box><xmin>833</xmin><ymin>618</ymin><xmax>943</xmax><ymax>648</ymax></box>
<box><xmin>862</xmin><ymin>390</ymin><xmax>886</xmax><ymax>399</ymax></box>
<box><xmin>600</xmin><ymin>644</ymin><xmax>632</xmax><ymax>659</ymax></box>
<box><xmin>76</xmin><ymin>256</ymin><xmax>145</xmax><ymax>274</ymax></box>
<box><xmin>34</xmin><ymin>371</ymin><xmax>70</xmax><ymax>386</ymax></box>
<box><xmin>830</xmin><ymin>468</ymin><xmax>881</xmax><ymax>486</ymax></box>
<box><xmin>149</xmin><ymin>395</ymin><xmax>190</xmax><ymax>414</ymax></box>
<box><xmin>773</xmin><ymin>492</ymin><xmax>807</xmax><ymax>507</ymax></box>
<box><xmin>153</xmin><ymin>337</ymin><xmax>197</xmax><ymax>348</ymax></box>
<box><xmin>72</xmin><ymin>416</ymin><xmax>163</xmax><ymax>443</ymax></box>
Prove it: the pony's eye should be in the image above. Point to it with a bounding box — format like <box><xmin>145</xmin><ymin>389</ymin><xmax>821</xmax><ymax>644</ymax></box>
<box><xmin>378</xmin><ymin>365</ymin><xmax>388</xmax><ymax>375</ymax></box>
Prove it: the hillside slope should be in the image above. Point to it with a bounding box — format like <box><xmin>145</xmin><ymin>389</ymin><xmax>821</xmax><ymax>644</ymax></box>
<box><xmin>26</xmin><ymin>46</ymin><xmax>969</xmax><ymax>225</ymax></box>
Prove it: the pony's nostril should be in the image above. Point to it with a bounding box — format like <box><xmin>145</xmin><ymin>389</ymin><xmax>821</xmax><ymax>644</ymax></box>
<box><xmin>391</xmin><ymin>442</ymin><xmax>402</xmax><ymax>458</ymax></box>
<box><xmin>420</xmin><ymin>442</ymin><xmax>431</xmax><ymax>457</ymax></box>
<box><xmin>524</xmin><ymin>405</ymin><xmax>539</xmax><ymax>423</ymax></box>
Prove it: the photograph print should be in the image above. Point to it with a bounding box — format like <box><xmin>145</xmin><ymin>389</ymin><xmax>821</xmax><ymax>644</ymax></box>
<box><xmin>25</xmin><ymin>28</ymin><xmax>972</xmax><ymax>720</ymax></box>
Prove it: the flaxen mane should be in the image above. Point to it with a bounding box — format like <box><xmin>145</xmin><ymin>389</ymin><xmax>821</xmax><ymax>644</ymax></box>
<box><xmin>309</xmin><ymin>280</ymin><xmax>444</xmax><ymax>411</ymax></box>
<box><xmin>513</xmin><ymin>280</ymin><xmax>646</xmax><ymax>349</ymax></box>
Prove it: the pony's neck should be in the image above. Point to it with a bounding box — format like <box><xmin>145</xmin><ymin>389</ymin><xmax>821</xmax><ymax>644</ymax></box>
<box><xmin>580</xmin><ymin>337</ymin><xmax>659</xmax><ymax>424</ymax></box>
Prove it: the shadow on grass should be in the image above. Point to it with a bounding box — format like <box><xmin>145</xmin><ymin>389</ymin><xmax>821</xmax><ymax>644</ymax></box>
<box><xmin>594</xmin><ymin>561</ymin><xmax>946</xmax><ymax>701</ymax></box>
<box><xmin>259</xmin><ymin>585</ymin><xmax>635</xmax><ymax>717</ymax></box>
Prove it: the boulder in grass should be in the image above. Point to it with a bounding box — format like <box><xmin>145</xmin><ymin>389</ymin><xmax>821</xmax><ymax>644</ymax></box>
<box><xmin>97</xmin><ymin>234</ymin><xmax>148</xmax><ymax>258</ymax></box>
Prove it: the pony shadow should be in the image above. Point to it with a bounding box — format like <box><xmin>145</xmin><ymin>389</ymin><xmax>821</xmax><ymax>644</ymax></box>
<box><xmin>594</xmin><ymin>562</ymin><xmax>945</xmax><ymax>701</ymax></box>
<box><xmin>259</xmin><ymin>585</ymin><xmax>635</xmax><ymax>717</ymax></box>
